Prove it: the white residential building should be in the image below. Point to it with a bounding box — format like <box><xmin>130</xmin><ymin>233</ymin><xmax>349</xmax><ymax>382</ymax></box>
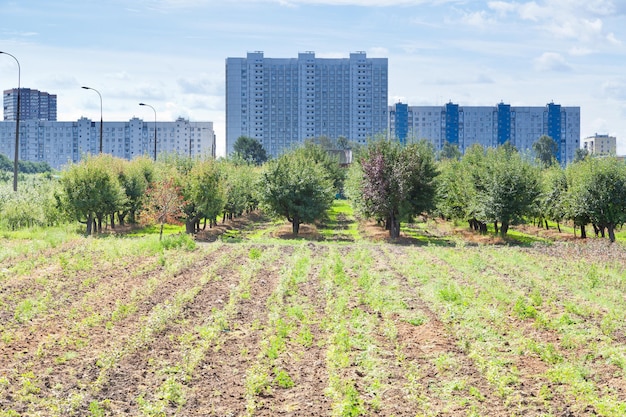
<box><xmin>0</xmin><ymin>117</ymin><xmax>215</xmax><ymax>170</ymax></box>
<box><xmin>582</xmin><ymin>134</ymin><xmax>616</xmax><ymax>156</ymax></box>
<box><xmin>226</xmin><ymin>51</ymin><xmax>388</xmax><ymax>157</ymax></box>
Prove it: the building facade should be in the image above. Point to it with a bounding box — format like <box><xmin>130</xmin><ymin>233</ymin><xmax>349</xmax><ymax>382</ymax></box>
<box><xmin>226</xmin><ymin>51</ymin><xmax>388</xmax><ymax>157</ymax></box>
<box><xmin>3</xmin><ymin>88</ymin><xmax>57</xmax><ymax>121</ymax></box>
<box><xmin>582</xmin><ymin>134</ymin><xmax>616</xmax><ymax>156</ymax></box>
<box><xmin>389</xmin><ymin>102</ymin><xmax>581</xmax><ymax>164</ymax></box>
<box><xmin>0</xmin><ymin>117</ymin><xmax>215</xmax><ymax>170</ymax></box>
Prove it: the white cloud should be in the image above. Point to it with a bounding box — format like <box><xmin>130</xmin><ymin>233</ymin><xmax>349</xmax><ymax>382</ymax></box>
<box><xmin>461</xmin><ymin>10</ymin><xmax>496</xmax><ymax>27</ymax></box>
<box><xmin>607</xmin><ymin>32</ymin><xmax>622</xmax><ymax>45</ymax></box>
<box><xmin>568</xmin><ymin>47</ymin><xmax>593</xmax><ymax>56</ymax></box>
<box><xmin>602</xmin><ymin>80</ymin><xmax>626</xmax><ymax>100</ymax></box>
<box><xmin>483</xmin><ymin>0</ymin><xmax>622</xmax><ymax>46</ymax></box>
<box><xmin>273</xmin><ymin>0</ymin><xmax>450</xmax><ymax>5</ymax></box>
<box><xmin>368</xmin><ymin>47</ymin><xmax>389</xmax><ymax>57</ymax></box>
<box><xmin>534</xmin><ymin>52</ymin><xmax>572</xmax><ymax>72</ymax></box>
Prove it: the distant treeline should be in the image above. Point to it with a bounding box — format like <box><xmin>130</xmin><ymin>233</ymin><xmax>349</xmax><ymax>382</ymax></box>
<box><xmin>0</xmin><ymin>153</ymin><xmax>52</xmax><ymax>174</ymax></box>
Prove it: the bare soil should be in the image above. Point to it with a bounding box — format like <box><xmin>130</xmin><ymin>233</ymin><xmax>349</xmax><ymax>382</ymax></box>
<box><xmin>0</xmin><ymin>213</ymin><xmax>624</xmax><ymax>416</ymax></box>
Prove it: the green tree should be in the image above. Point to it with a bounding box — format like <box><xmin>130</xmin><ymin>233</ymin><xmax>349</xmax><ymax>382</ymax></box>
<box><xmin>443</xmin><ymin>144</ymin><xmax>541</xmax><ymax>236</ymax></box>
<box><xmin>349</xmin><ymin>139</ymin><xmax>438</xmax><ymax>238</ymax></box>
<box><xmin>438</xmin><ymin>141</ymin><xmax>462</xmax><ymax>161</ymax></box>
<box><xmin>435</xmin><ymin>158</ymin><xmax>476</xmax><ymax>222</ymax></box>
<box><xmin>233</xmin><ymin>136</ymin><xmax>268</xmax><ymax>166</ymax></box>
<box><xmin>259</xmin><ymin>151</ymin><xmax>335</xmax><ymax>235</ymax></box>
<box><xmin>59</xmin><ymin>155</ymin><xmax>126</xmax><ymax>235</ymax></box>
<box><xmin>298</xmin><ymin>141</ymin><xmax>346</xmax><ymax>194</ymax></box>
<box><xmin>538</xmin><ymin>165</ymin><xmax>567</xmax><ymax>232</ymax></box>
<box><xmin>533</xmin><ymin>135</ymin><xmax>558</xmax><ymax>167</ymax></box>
<box><xmin>181</xmin><ymin>159</ymin><xmax>225</xmax><ymax>234</ymax></box>
<box><xmin>564</xmin><ymin>157</ymin><xmax>626</xmax><ymax>242</ymax></box>
<box><xmin>574</xmin><ymin>147</ymin><xmax>589</xmax><ymax>162</ymax></box>
<box><xmin>480</xmin><ymin>146</ymin><xmax>541</xmax><ymax>236</ymax></box>
<box><xmin>220</xmin><ymin>159</ymin><xmax>259</xmax><ymax>222</ymax></box>
<box><xmin>116</xmin><ymin>156</ymin><xmax>154</xmax><ymax>225</ymax></box>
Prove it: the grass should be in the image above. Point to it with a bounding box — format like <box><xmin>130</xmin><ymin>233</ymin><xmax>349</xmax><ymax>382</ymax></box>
<box><xmin>319</xmin><ymin>199</ymin><xmax>360</xmax><ymax>241</ymax></box>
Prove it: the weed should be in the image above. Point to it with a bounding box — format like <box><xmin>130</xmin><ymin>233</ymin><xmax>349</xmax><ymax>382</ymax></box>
<box><xmin>161</xmin><ymin>233</ymin><xmax>196</xmax><ymax>251</ymax></box>
<box><xmin>274</xmin><ymin>368</ymin><xmax>295</xmax><ymax>388</ymax></box>
<box><xmin>248</xmin><ymin>247</ymin><xmax>262</xmax><ymax>259</ymax></box>
<box><xmin>468</xmin><ymin>385</ymin><xmax>485</xmax><ymax>402</ymax></box>
<box><xmin>513</xmin><ymin>297</ymin><xmax>537</xmax><ymax>319</ymax></box>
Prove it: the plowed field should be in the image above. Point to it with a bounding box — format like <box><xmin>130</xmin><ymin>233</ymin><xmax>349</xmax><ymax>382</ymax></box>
<box><xmin>1</xmin><ymin>213</ymin><xmax>626</xmax><ymax>416</ymax></box>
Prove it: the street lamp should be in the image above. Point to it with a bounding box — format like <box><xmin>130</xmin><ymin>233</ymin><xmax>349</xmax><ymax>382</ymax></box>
<box><xmin>139</xmin><ymin>103</ymin><xmax>157</xmax><ymax>161</ymax></box>
<box><xmin>0</xmin><ymin>51</ymin><xmax>21</xmax><ymax>192</ymax></box>
<box><xmin>81</xmin><ymin>86</ymin><xmax>103</xmax><ymax>154</ymax></box>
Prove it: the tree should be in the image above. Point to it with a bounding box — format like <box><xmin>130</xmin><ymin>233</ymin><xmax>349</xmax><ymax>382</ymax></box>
<box><xmin>297</xmin><ymin>141</ymin><xmax>346</xmax><ymax>194</ymax></box>
<box><xmin>533</xmin><ymin>135</ymin><xmax>558</xmax><ymax>167</ymax></box>
<box><xmin>350</xmin><ymin>139</ymin><xmax>438</xmax><ymax>238</ymax></box>
<box><xmin>564</xmin><ymin>157</ymin><xmax>626</xmax><ymax>242</ymax></box>
<box><xmin>233</xmin><ymin>136</ymin><xmax>268</xmax><ymax>166</ymax></box>
<box><xmin>181</xmin><ymin>159</ymin><xmax>225</xmax><ymax>234</ymax></box>
<box><xmin>574</xmin><ymin>147</ymin><xmax>589</xmax><ymax>162</ymax></box>
<box><xmin>58</xmin><ymin>155</ymin><xmax>126</xmax><ymax>235</ymax></box>
<box><xmin>439</xmin><ymin>144</ymin><xmax>541</xmax><ymax>236</ymax></box>
<box><xmin>220</xmin><ymin>159</ymin><xmax>259</xmax><ymax>222</ymax></box>
<box><xmin>481</xmin><ymin>147</ymin><xmax>541</xmax><ymax>236</ymax></box>
<box><xmin>116</xmin><ymin>156</ymin><xmax>154</xmax><ymax>225</ymax></box>
<box><xmin>538</xmin><ymin>165</ymin><xmax>567</xmax><ymax>232</ymax></box>
<box><xmin>435</xmin><ymin>158</ymin><xmax>476</xmax><ymax>222</ymax></box>
<box><xmin>141</xmin><ymin>175</ymin><xmax>185</xmax><ymax>240</ymax></box>
<box><xmin>438</xmin><ymin>141</ymin><xmax>462</xmax><ymax>161</ymax></box>
<box><xmin>336</xmin><ymin>135</ymin><xmax>350</xmax><ymax>150</ymax></box>
<box><xmin>259</xmin><ymin>151</ymin><xmax>334</xmax><ymax>235</ymax></box>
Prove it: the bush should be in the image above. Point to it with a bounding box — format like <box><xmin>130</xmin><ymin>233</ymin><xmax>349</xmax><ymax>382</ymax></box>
<box><xmin>160</xmin><ymin>233</ymin><xmax>196</xmax><ymax>251</ymax></box>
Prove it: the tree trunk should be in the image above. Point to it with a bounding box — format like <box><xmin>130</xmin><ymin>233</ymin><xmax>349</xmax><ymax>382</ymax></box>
<box><xmin>608</xmin><ymin>224</ymin><xmax>616</xmax><ymax>243</ymax></box>
<box><xmin>118</xmin><ymin>211</ymin><xmax>127</xmax><ymax>226</ymax></box>
<box><xmin>580</xmin><ymin>224</ymin><xmax>587</xmax><ymax>239</ymax></box>
<box><xmin>159</xmin><ymin>223</ymin><xmax>164</xmax><ymax>241</ymax></box>
<box><xmin>500</xmin><ymin>221</ymin><xmax>509</xmax><ymax>237</ymax></box>
<box><xmin>186</xmin><ymin>215</ymin><xmax>199</xmax><ymax>235</ymax></box>
<box><xmin>292</xmin><ymin>217</ymin><xmax>300</xmax><ymax>235</ymax></box>
<box><xmin>389</xmin><ymin>212</ymin><xmax>401</xmax><ymax>238</ymax></box>
<box><xmin>494</xmin><ymin>221</ymin><xmax>499</xmax><ymax>235</ymax></box>
<box><xmin>86</xmin><ymin>212</ymin><xmax>93</xmax><ymax>236</ymax></box>
<box><xmin>557</xmin><ymin>222</ymin><xmax>561</xmax><ymax>233</ymax></box>
<box><xmin>545</xmin><ymin>219</ymin><xmax>549</xmax><ymax>230</ymax></box>
<box><xmin>110</xmin><ymin>213</ymin><xmax>115</xmax><ymax>229</ymax></box>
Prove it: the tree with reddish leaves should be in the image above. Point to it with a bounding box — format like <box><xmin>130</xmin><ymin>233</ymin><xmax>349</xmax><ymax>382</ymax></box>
<box><xmin>348</xmin><ymin>139</ymin><xmax>438</xmax><ymax>238</ymax></box>
<box><xmin>141</xmin><ymin>175</ymin><xmax>185</xmax><ymax>240</ymax></box>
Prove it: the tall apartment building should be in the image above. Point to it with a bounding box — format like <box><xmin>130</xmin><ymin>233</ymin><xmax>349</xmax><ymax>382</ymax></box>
<box><xmin>389</xmin><ymin>101</ymin><xmax>580</xmax><ymax>164</ymax></box>
<box><xmin>226</xmin><ymin>51</ymin><xmax>388</xmax><ymax>157</ymax></box>
<box><xmin>582</xmin><ymin>134</ymin><xmax>616</xmax><ymax>156</ymax></box>
<box><xmin>0</xmin><ymin>117</ymin><xmax>215</xmax><ymax>170</ymax></box>
<box><xmin>3</xmin><ymin>88</ymin><xmax>57</xmax><ymax>121</ymax></box>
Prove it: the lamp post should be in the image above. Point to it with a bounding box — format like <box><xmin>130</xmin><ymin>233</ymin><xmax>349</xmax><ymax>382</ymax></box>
<box><xmin>139</xmin><ymin>103</ymin><xmax>157</xmax><ymax>161</ymax></box>
<box><xmin>81</xmin><ymin>86</ymin><xmax>103</xmax><ymax>153</ymax></box>
<box><xmin>0</xmin><ymin>51</ymin><xmax>21</xmax><ymax>192</ymax></box>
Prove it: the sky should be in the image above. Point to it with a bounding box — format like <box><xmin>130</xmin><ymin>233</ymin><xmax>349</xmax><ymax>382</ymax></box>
<box><xmin>1</xmin><ymin>0</ymin><xmax>626</xmax><ymax>156</ymax></box>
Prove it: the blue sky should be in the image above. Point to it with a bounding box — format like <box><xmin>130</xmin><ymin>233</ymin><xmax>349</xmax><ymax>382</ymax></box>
<box><xmin>1</xmin><ymin>0</ymin><xmax>625</xmax><ymax>156</ymax></box>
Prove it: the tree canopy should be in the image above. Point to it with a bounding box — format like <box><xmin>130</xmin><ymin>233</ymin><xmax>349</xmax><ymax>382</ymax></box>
<box><xmin>533</xmin><ymin>135</ymin><xmax>558</xmax><ymax>167</ymax></box>
<box><xmin>258</xmin><ymin>149</ymin><xmax>335</xmax><ymax>235</ymax></box>
<box><xmin>233</xmin><ymin>136</ymin><xmax>268</xmax><ymax>166</ymax></box>
<box><xmin>348</xmin><ymin>139</ymin><xmax>438</xmax><ymax>238</ymax></box>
